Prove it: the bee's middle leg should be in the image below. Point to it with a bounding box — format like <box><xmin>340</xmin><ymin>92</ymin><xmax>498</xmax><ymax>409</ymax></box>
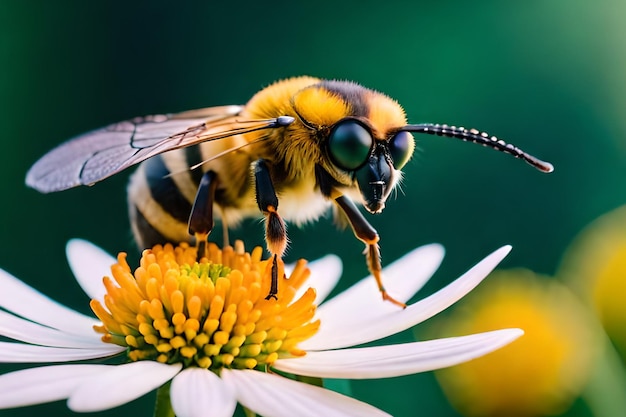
<box><xmin>188</xmin><ymin>170</ymin><xmax>219</xmax><ymax>261</ymax></box>
<box><xmin>254</xmin><ymin>159</ymin><xmax>287</xmax><ymax>300</ymax></box>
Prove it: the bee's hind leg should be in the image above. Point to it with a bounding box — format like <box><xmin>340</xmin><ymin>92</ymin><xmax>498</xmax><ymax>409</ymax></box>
<box><xmin>188</xmin><ymin>170</ymin><xmax>219</xmax><ymax>261</ymax></box>
<box><xmin>254</xmin><ymin>159</ymin><xmax>287</xmax><ymax>300</ymax></box>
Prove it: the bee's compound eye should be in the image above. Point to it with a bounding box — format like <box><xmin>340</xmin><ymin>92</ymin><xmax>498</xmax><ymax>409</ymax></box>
<box><xmin>388</xmin><ymin>131</ymin><xmax>413</xmax><ymax>169</ymax></box>
<box><xmin>328</xmin><ymin>120</ymin><xmax>373</xmax><ymax>171</ymax></box>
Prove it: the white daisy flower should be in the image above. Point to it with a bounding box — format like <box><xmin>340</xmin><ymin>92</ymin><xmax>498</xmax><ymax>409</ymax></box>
<box><xmin>0</xmin><ymin>240</ymin><xmax>521</xmax><ymax>417</ymax></box>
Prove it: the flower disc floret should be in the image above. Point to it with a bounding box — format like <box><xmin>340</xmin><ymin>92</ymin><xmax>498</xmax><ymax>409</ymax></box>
<box><xmin>90</xmin><ymin>241</ymin><xmax>319</xmax><ymax>370</ymax></box>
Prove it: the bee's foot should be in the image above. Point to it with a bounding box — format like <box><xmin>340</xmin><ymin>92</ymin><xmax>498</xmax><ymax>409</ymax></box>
<box><xmin>382</xmin><ymin>291</ymin><xmax>407</xmax><ymax>309</ymax></box>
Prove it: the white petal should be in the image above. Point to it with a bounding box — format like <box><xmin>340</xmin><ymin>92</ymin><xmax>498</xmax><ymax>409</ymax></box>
<box><xmin>302</xmin><ymin>246</ymin><xmax>511</xmax><ymax>350</ymax></box>
<box><xmin>171</xmin><ymin>368</ymin><xmax>236</xmax><ymax>417</ymax></box>
<box><xmin>222</xmin><ymin>369</ymin><xmax>390</xmax><ymax>417</ymax></box>
<box><xmin>0</xmin><ymin>341</ymin><xmax>124</xmax><ymax>362</ymax></box>
<box><xmin>314</xmin><ymin>244</ymin><xmax>444</xmax><ymax>328</ymax></box>
<box><xmin>275</xmin><ymin>328</ymin><xmax>523</xmax><ymax>378</ymax></box>
<box><xmin>66</xmin><ymin>238</ymin><xmax>116</xmax><ymax>304</ymax></box>
<box><xmin>292</xmin><ymin>255</ymin><xmax>343</xmax><ymax>304</ymax></box>
<box><xmin>0</xmin><ymin>310</ymin><xmax>106</xmax><ymax>348</ymax></box>
<box><xmin>0</xmin><ymin>364</ymin><xmax>107</xmax><ymax>409</ymax></box>
<box><xmin>68</xmin><ymin>361</ymin><xmax>182</xmax><ymax>412</ymax></box>
<box><xmin>0</xmin><ymin>268</ymin><xmax>97</xmax><ymax>336</ymax></box>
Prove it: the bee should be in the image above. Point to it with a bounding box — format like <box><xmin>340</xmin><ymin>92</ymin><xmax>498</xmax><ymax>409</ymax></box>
<box><xmin>26</xmin><ymin>76</ymin><xmax>553</xmax><ymax>307</ymax></box>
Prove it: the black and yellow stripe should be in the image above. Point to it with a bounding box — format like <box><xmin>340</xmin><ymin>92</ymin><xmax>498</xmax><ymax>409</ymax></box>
<box><xmin>128</xmin><ymin>149</ymin><xmax>205</xmax><ymax>248</ymax></box>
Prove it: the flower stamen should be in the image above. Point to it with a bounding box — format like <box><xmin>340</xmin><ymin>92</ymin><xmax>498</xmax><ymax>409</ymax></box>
<box><xmin>91</xmin><ymin>241</ymin><xmax>319</xmax><ymax>370</ymax></box>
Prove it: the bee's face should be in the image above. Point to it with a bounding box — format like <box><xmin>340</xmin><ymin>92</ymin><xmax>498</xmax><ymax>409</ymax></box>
<box><xmin>291</xmin><ymin>81</ymin><xmax>415</xmax><ymax>214</ymax></box>
<box><xmin>324</xmin><ymin>118</ymin><xmax>414</xmax><ymax>213</ymax></box>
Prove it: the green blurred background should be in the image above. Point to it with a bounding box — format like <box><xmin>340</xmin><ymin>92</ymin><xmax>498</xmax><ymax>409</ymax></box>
<box><xmin>1</xmin><ymin>0</ymin><xmax>625</xmax><ymax>416</ymax></box>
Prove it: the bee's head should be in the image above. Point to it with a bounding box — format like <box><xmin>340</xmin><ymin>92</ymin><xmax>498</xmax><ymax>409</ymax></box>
<box><xmin>325</xmin><ymin>118</ymin><xmax>414</xmax><ymax>213</ymax></box>
<box><xmin>291</xmin><ymin>80</ymin><xmax>414</xmax><ymax>213</ymax></box>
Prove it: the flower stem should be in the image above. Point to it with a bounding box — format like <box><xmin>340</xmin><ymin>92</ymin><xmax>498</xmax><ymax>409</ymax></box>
<box><xmin>154</xmin><ymin>382</ymin><xmax>175</xmax><ymax>417</ymax></box>
<box><xmin>295</xmin><ymin>375</ymin><xmax>324</xmax><ymax>387</ymax></box>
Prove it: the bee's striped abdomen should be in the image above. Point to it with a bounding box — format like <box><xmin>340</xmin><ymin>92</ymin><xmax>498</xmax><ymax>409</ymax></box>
<box><xmin>129</xmin><ymin>206</ymin><xmax>169</xmax><ymax>249</ymax></box>
<box><xmin>128</xmin><ymin>148</ymin><xmax>204</xmax><ymax>248</ymax></box>
<box><xmin>145</xmin><ymin>154</ymin><xmax>193</xmax><ymax>223</ymax></box>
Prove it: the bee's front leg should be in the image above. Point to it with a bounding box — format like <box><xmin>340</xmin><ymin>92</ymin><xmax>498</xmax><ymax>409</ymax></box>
<box><xmin>334</xmin><ymin>194</ymin><xmax>406</xmax><ymax>309</ymax></box>
<box><xmin>254</xmin><ymin>159</ymin><xmax>287</xmax><ymax>300</ymax></box>
<box><xmin>188</xmin><ymin>170</ymin><xmax>218</xmax><ymax>261</ymax></box>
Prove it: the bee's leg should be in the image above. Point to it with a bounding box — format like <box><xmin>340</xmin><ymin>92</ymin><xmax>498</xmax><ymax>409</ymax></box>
<box><xmin>188</xmin><ymin>170</ymin><xmax>218</xmax><ymax>261</ymax></box>
<box><xmin>334</xmin><ymin>195</ymin><xmax>406</xmax><ymax>308</ymax></box>
<box><xmin>254</xmin><ymin>159</ymin><xmax>287</xmax><ymax>300</ymax></box>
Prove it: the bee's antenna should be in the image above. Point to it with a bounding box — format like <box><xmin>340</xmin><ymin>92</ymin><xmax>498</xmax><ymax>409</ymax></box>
<box><xmin>401</xmin><ymin>123</ymin><xmax>554</xmax><ymax>173</ymax></box>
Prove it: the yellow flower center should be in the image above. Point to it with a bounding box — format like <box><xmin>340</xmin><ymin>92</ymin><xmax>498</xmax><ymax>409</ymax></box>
<box><xmin>90</xmin><ymin>241</ymin><xmax>319</xmax><ymax>370</ymax></box>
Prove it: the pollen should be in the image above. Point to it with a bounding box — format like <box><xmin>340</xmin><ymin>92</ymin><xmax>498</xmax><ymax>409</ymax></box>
<box><xmin>91</xmin><ymin>241</ymin><xmax>319</xmax><ymax>370</ymax></box>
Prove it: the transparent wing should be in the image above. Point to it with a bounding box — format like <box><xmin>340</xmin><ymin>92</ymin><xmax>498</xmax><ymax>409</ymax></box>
<box><xmin>25</xmin><ymin>105</ymin><xmax>289</xmax><ymax>193</ymax></box>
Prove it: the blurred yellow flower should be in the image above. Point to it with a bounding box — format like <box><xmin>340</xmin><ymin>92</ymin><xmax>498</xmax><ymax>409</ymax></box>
<box><xmin>432</xmin><ymin>269</ymin><xmax>599</xmax><ymax>417</ymax></box>
<box><xmin>558</xmin><ymin>205</ymin><xmax>626</xmax><ymax>357</ymax></box>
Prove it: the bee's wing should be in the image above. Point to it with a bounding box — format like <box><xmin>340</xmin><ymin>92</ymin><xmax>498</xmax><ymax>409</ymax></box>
<box><xmin>25</xmin><ymin>105</ymin><xmax>270</xmax><ymax>193</ymax></box>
